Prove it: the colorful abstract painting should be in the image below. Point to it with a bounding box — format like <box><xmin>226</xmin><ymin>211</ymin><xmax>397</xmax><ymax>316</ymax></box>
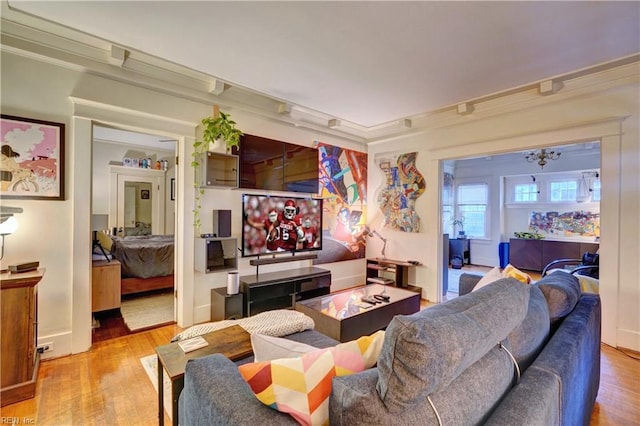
<box><xmin>375</xmin><ymin>152</ymin><xmax>425</xmax><ymax>232</ymax></box>
<box><xmin>314</xmin><ymin>143</ymin><xmax>368</xmax><ymax>264</ymax></box>
<box><xmin>529</xmin><ymin>210</ymin><xmax>600</xmax><ymax>238</ymax></box>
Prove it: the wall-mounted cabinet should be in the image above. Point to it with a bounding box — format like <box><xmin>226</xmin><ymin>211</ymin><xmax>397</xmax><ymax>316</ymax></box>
<box><xmin>199</xmin><ymin>152</ymin><xmax>239</xmax><ymax>189</ymax></box>
<box><xmin>195</xmin><ymin>237</ymin><xmax>238</xmax><ymax>273</ymax></box>
<box><xmin>237</xmin><ymin>134</ymin><xmax>318</xmax><ymax>193</ymax></box>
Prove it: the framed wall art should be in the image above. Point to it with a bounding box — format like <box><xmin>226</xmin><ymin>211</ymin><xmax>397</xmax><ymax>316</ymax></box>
<box><xmin>0</xmin><ymin>114</ymin><xmax>65</xmax><ymax>200</ymax></box>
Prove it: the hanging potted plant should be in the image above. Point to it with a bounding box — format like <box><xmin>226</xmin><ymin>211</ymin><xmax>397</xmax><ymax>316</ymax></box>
<box><xmin>191</xmin><ymin>110</ymin><xmax>243</xmax><ymax>232</ymax></box>
<box><xmin>200</xmin><ymin>111</ymin><xmax>243</xmax><ymax>154</ymax></box>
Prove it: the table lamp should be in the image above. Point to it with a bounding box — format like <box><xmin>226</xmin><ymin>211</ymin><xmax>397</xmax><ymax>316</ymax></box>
<box><xmin>0</xmin><ymin>206</ymin><xmax>23</xmax><ymax>261</ymax></box>
<box><xmin>92</xmin><ymin>214</ymin><xmax>110</xmax><ymax>262</ymax></box>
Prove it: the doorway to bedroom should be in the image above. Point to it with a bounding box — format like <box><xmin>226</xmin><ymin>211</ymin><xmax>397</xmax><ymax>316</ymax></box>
<box><xmin>91</xmin><ymin>124</ymin><xmax>177</xmax><ymax>342</ymax></box>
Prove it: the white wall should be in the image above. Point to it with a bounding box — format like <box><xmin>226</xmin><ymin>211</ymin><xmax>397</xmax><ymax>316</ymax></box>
<box><xmin>0</xmin><ymin>51</ymin><xmax>367</xmax><ymax>358</ymax></box>
<box><xmin>367</xmin><ymin>63</ymin><xmax>639</xmax><ymax>351</ymax></box>
<box><xmin>2</xmin><ymin>50</ymin><xmax>638</xmax><ymax>355</ymax></box>
<box><xmin>92</xmin><ymin>140</ymin><xmax>176</xmax><ymax>234</ymax></box>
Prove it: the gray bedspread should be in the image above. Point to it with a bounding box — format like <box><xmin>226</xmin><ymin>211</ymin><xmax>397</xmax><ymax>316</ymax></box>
<box><xmin>111</xmin><ymin>235</ymin><xmax>174</xmax><ymax>278</ymax></box>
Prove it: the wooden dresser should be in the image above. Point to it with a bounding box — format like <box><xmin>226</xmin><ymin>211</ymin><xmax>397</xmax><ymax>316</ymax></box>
<box><xmin>1</xmin><ymin>268</ymin><xmax>45</xmax><ymax>406</ymax></box>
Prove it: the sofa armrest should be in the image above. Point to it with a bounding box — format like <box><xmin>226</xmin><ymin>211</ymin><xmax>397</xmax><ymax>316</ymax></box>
<box><xmin>523</xmin><ymin>294</ymin><xmax>601</xmax><ymax>426</ymax></box>
<box><xmin>458</xmin><ymin>273</ymin><xmax>482</xmax><ymax>295</ymax></box>
<box><xmin>179</xmin><ymin>354</ymin><xmax>299</xmax><ymax>426</ymax></box>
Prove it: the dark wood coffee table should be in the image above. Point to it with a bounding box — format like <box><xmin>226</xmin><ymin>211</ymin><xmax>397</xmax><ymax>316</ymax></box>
<box><xmin>155</xmin><ymin>325</ymin><xmax>252</xmax><ymax>426</ymax></box>
<box><xmin>295</xmin><ymin>284</ymin><xmax>420</xmax><ymax>342</ymax></box>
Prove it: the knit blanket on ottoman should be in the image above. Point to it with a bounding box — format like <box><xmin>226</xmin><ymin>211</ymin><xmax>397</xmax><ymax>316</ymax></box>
<box><xmin>172</xmin><ymin>309</ymin><xmax>315</xmax><ymax>341</ymax></box>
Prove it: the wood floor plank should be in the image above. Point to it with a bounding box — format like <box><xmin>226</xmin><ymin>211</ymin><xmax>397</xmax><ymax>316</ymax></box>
<box><xmin>0</xmin><ymin>324</ymin><xmax>637</xmax><ymax>425</ymax></box>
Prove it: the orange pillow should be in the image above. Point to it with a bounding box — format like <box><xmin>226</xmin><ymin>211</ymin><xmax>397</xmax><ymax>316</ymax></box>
<box><xmin>502</xmin><ymin>264</ymin><xmax>532</xmax><ymax>284</ymax></box>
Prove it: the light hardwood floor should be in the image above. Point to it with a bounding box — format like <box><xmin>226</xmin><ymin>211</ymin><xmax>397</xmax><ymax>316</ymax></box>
<box><xmin>1</xmin><ymin>323</ymin><xmax>638</xmax><ymax>425</ymax></box>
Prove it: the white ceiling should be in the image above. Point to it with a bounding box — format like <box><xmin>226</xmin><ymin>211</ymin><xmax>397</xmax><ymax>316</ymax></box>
<box><xmin>9</xmin><ymin>1</ymin><xmax>640</xmax><ymax>130</ymax></box>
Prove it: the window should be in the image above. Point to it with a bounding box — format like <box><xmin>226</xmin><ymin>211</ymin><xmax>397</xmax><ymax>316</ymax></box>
<box><xmin>514</xmin><ymin>183</ymin><xmax>538</xmax><ymax>202</ymax></box>
<box><xmin>550</xmin><ymin>180</ymin><xmax>577</xmax><ymax>202</ymax></box>
<box><xmin>591</xmin><ymin>180</ymin><xmax>601</xmax><ymax>202</ymax></box>
<box><xmin>457</xmin><ymin>183</ymin><xmax>488</xmax><ymax>238</ymax></box>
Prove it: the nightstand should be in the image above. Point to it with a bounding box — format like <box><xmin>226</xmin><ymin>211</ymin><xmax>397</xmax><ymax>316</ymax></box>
<box><xmin>92</xmin><ymin>259</ymin><xmax>121</xmax><ymax>312</ymax></box>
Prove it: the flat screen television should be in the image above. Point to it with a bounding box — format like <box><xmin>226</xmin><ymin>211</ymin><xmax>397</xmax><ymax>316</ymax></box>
<box><xmin>242</xmin><ymin>194</ymin><xmax>323</xmax><ymax>257</ymax></box>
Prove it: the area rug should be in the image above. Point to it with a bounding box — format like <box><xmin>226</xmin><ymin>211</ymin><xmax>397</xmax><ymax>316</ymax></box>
<box><xmin>120</xmin><ymin>292</ymin><xmax>174</xmax><ymax>331</ymax></box>
<box><xmin>140</xmin><ymin>354</ymin><xmax>172</xmax><ymax>420</ymax></box>
<box><xmin>447</xmin><ymin>268</ymin><xmax>483</xmax><ymax>294</ymax></box>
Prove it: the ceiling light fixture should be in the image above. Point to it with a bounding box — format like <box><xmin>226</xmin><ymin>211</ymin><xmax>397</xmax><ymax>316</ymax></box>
<box><xmin>525</xmin><ymin>148</ymin><xmax>561</xmax><ymax>169</ymax></box>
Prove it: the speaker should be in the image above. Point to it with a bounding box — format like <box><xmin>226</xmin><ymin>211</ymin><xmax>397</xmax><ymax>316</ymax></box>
<box><xmin>211</xmin><ymin>287</ymin><xmax>243</xmax><ymax>321</ymax></box>
<box><xmin>212</xmin><ymin>209</ymin><xmax>232</xmax><ymax>237</ymax></box>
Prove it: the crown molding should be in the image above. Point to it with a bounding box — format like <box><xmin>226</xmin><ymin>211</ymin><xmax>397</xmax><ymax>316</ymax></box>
<box><xmin>2</xmin><ymin>4</ymin><xmax>638</xmax><ymax>145</ymax></box>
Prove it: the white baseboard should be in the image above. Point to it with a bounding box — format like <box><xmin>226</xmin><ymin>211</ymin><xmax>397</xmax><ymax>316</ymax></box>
<box><xmin>38</xmin><ymin>331</ymin><xmax>72</xmax><ymax>360</ymax></box>
<box><xmin>617</xmin><ymin>328</ymin><xmax>640</xmax><ymax>352</ymax></box>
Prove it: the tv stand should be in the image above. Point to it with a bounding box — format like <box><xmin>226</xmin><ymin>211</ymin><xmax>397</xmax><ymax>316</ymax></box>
<box><xmin>239</xmin><ymin>267</ymin><xmax>331</xmax><ymax>317</ymax></box>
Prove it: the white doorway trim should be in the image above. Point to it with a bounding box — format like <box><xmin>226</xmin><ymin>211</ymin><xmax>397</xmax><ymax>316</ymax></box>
<box><xmin>429</xmin><ymin>117</ymin><xmax>624</xmax><ymax>347</ymax></box>
<box><xmin>70</xmin><ymin>97</ymin><xmax>197</xmax><ymax>354</ymax></box>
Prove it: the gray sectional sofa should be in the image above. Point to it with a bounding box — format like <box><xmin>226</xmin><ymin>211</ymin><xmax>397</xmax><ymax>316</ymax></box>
<box><xmin>179</xmin><ymin>272</ymin><xmax>600</xmax><ymax>425</ymax></box>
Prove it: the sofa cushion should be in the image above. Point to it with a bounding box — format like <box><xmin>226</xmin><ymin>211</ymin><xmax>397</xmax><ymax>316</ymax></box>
<box><xmin>376</xmin><ymin>278</ymin><xmax>529</xmax><ymax>413</ymax></box>
<box><xmin>534</xmin><ymin>272</ymin><xmax>581</xmax><ymax>322</ymax></box>
<box><xmin>471</xmin><ymin>267</ymin><xmax>503</xmax><ymax>291</ymax></box>
<box><xmin>251</xmin><ymin>334</ymin><xmax>317</xmax><ymax>362</ymax></box>
<box><xmin>505</xmin><ymin>284</ymin><xmax>550</xmax><ymax>371</ymax></box>
<box><xmin>238</xmin><ymin>331</ymin><xmax>385</xmax><ymax>426</ymax></box>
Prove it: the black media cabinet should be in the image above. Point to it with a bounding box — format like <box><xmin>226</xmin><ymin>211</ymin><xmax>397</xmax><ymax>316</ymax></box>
<box><xmin>239</xmin><ymin>267</ymin><xmax>331</xmax><ymax>317</ymax></box>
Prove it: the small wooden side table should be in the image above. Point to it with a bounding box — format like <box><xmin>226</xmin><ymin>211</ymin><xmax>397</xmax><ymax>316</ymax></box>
<box><xmin>91</xmin><ymin>259</ymin><xmax>121</xmax><ymax>312</ymax></box>
<box><xmin>154</xmin><ymin>325</ymin><xmax>253</xmax><ymax>426</ymax></box>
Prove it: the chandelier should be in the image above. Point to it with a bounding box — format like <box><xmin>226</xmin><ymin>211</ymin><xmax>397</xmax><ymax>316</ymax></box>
<box><xmin>524</xmin><ymin>148</ymin><xmax>561</xmax><ymax>169</ymax></box>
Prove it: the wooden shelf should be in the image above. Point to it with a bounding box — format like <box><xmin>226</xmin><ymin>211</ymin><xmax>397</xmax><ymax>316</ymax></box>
<box><xmin>199</xmin><ymin>152</ymin><xmax>238</xmax><ymax>189</ymax></box>
<box><xmin>366</xmin><ymin>258</ymin><xmax>415</xmax><ymax>289</ymax></box>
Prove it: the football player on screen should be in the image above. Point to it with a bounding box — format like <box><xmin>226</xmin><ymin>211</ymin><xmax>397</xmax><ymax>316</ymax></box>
<box><xmin>268</xmin><ymin>199</ymin><xmax>304</xmax><ymax>251</ymax></box>
<box><xmin>301</xmin><ymin>218</ymin><xmax>319</xmax><ymax>249</ymax></box>
<box><xmin>246</xmin><ymin>209</ymin><xmax>281</xmax><ymax>251</ymax></box>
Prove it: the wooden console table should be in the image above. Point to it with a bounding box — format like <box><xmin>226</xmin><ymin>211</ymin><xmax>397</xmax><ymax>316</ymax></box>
<box><xmin>509</xmin><ymin>238</ymin><xmax>599</xmax><ymax>272</ymax></box>
<box><xmin>1</xmin><ymin>268</ymin><xmax>45</xmax><ymax>406</ymax></box>
<box><xmin>155</xmin><ymin>325</ymin><xmax>252</xmax><ymax>426</ymax></box>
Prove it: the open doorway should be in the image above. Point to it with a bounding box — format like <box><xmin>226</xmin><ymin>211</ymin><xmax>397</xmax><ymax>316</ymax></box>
<box><xmin>442</xmin><ymin>141</ymin><xmax>601</xmax><ymax>300</ymax></box>
<box><xmin>91</xmin><ymin>124</ymin><xmax>177</xmax><ymax>341</ymax></box>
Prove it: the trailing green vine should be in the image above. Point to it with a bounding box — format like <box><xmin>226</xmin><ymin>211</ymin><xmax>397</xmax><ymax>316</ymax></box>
<box><xmin>191</xmin><ymin>111</ymin><xmax>243</xmax><ymax>233</ymax></box>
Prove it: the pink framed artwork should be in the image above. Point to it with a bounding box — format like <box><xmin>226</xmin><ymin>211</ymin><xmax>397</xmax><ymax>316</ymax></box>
<box><xmin>0</xmin><ymin>114</ymin><xmax>65</xmax><ymax>200</ymax></box>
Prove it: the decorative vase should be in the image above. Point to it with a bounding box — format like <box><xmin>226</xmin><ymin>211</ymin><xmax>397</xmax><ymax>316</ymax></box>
<box><xmin>208</xmin><ymin>138</ymin><xmax>227</xmax><ymax>154</ymax></box>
